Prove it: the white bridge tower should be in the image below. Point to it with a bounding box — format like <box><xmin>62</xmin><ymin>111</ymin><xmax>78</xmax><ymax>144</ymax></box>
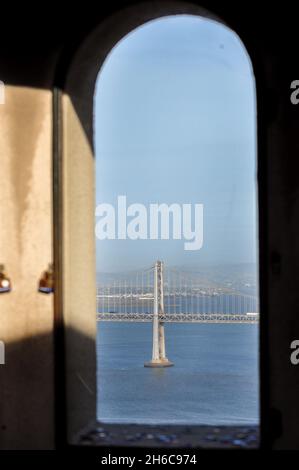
<box><xmin>144</xmin><ymin>260</ymin><xmax>173</xmax><ymax>367</ymax></box>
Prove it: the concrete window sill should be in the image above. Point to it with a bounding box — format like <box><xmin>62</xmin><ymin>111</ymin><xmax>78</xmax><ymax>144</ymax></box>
<box><xmin>76</xmin><ymin>423</ymin><xmax>259</xmax><ymax>449</ymax></box>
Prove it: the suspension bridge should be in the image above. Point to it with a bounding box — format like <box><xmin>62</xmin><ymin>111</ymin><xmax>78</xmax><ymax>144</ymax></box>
<box><xmin>97</xmin><ymin>261</ymin><xmax>259</xmax><ymax>367</ymax></box>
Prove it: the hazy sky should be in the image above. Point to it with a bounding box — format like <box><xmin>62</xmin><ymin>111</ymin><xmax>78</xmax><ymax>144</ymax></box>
<box><xmin>95</xmin><ymin>15</ymin><xmax>257</xmax><ymax>272</ymax></box>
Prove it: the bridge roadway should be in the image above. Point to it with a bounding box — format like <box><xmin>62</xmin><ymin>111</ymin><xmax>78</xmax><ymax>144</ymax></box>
<box><xmin>96</xmin><ymin>312</ymin><xmax>259</xmax><ymax>324</ymax></box>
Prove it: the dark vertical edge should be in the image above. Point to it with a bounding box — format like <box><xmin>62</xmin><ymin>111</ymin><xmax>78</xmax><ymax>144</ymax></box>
<box><xmin>256</xmin><ymin>68</ymin><xmax>271</xmax><ymax>449</ymax></box>
<box><xmin>52</xmin><ymin>87</ymin><xmax>68</xmax><ymax>449</ymax></box>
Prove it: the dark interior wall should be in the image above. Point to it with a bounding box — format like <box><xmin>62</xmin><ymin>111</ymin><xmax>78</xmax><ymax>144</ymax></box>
<box><xmin>0</xmin><ymin>2</ymin><xmax>288</xmax><ymax>87</ymax></box>
<box><xmin>0</xmin><ymin>0</ymin><xmax>299</xmax><ymax>449</ymax></box>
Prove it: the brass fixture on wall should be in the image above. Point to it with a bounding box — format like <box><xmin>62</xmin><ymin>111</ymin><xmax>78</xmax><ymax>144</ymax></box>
<box><xmin>0</xmin><ymin>264</ymin><xmax>11</xmax><ymax>293</ymax></box>
<box><xmin>38</xmin><ymin>263</ymin><xmax>54</xmax><ymax>294</ymax></box>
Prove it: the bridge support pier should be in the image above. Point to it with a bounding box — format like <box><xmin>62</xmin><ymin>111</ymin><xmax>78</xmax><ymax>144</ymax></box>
<box><xmin>144</xmin><ymin>261</ymin><xmax>173</xmax><ymax>368</ymax></box>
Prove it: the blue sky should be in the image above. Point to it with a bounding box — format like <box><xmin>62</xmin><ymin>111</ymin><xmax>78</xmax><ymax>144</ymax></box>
<box><xmin>94</xmin><ymin>15</ymin><xmax>257</xmax><ymax>272</ymax></box>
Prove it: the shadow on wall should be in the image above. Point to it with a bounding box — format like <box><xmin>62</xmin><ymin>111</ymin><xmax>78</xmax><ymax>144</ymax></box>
<box><xmin>0</xmin><ymin>327</ymin><xmax>96</xmax><ymax>450</ymax></box>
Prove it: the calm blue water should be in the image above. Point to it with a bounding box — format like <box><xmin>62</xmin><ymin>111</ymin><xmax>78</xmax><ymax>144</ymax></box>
<box><xmin>97</xmin><ymin>322</ymin><xmax>259</xmax><ymax>425</ymax></box>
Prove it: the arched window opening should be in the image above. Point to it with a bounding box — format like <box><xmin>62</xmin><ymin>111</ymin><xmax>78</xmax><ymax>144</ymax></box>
<box><xmin>94</xmin><ymin>15</ymin><xmax>258</xmax><ymax>429</ymax></box>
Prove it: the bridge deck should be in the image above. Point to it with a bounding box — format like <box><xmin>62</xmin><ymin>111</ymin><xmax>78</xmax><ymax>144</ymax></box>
<box><xmin>97</xmin><ymin>313</ymin><xmax>258</xmax><ymax>323</ymax></box>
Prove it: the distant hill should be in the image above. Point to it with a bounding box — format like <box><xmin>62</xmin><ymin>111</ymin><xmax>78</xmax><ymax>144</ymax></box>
<box><xmin>96</xmin><ymin>262</ymin><xmax>258</xmax><ymax>296</ymax></box>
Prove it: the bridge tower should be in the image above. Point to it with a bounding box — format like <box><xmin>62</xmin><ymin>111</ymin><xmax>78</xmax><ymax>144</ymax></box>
<box><xmin>144</xmin><ymin>260</ymin><xmax>174</xmax><ymax>367</ymax></box>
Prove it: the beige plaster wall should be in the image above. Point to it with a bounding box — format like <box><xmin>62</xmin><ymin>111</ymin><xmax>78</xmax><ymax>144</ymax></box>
<box><xmin>61</xmin><ymin>94</ymin><xmax>97</xmax><ymax>442</ymax></box>
<box><xmin>0</xmin><ymin>85</ymin><xmax>54</xmax><ymax>449</ymax></box>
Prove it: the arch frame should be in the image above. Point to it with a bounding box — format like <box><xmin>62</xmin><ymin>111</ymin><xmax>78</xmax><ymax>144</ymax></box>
<box><xmin>55</xmin><ymin>0</ymin><xmax>265</xmax><ymax>448</ymax></box>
